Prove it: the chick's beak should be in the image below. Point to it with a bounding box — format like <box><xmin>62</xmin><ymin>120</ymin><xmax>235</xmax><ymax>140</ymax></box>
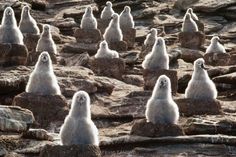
<box><xmin>201</xmin><ymin>63</ymin><xmax>208</xmax><ymax>70</ymax></box>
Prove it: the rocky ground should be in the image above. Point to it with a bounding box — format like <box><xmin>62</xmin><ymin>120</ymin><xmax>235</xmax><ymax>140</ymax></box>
<box><xmin>1</xmin><ymin>0</ymin><xmax>236</xmax><ymax>156</ymax></box>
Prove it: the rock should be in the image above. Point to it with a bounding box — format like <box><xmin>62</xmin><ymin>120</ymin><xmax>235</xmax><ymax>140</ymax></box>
<box><xmin>0</xmin><ymin>43</ymin><xmax>28</xmax><ymax>66</ymax></box>
<box><xmin>74</xmin><ymin>28</ymin><xmax>102</xmax><ymax>44</ymax></box>
<box><xmin>39</xmin><ymin>144</ymin><xmax>101</xmax><ymax>157</ymax></box>
<box><xmin>122</xmin><ymin>28</ymin><xmax>136</xmax><ymax>48</ymax></box>
<box><xmin>59</xmin><ymin>78</ymin><xmax>98</xmax><ymax>97</ymax></box>
<box><xmin>0</xmin><ymin>105</ymin><xmax>34</xmax><ymax>133</ymax></box>
<box><xmin>97</xmin><ymin>19</ymin><xmax>110</xmax><ymax>34</ymax></box>
<box><xmin>183</xmin><ymin>116</ymin><xmax>236</xmax><ymax>136</ymax></box>
<box><xmin>174</xmin><ymin>0</ymin><xmax>236</xmax><ymax>12</ymax></box>
<box><xmin>122</xmin><ymin>75</ymin><xmax>144</xmax><ymax>87</ymax></box>
<box><xmin>12</xmin><ymin>92</ymin><xmax>69</xmax><ymax>129</ymax></box>
<box><xmin>89</xmin><ymin>57</ymin><xmax>126</xmax><ymax>80</ymax></box>
<box><xmin>195</xmin><ymin>20</ymin><xmax>204</xmax><ymax>32</ymax></box>
<box><xmin>22</xmin><ymin>129</ymin><xmax>53</xmax><ymax>141</ymax></box>
<box><xmin>130</xmin><ymin>119</ymin><xmax>185</xmax><ymax>137</ymax></box>
<box><xmin>108</xmin><ymin>41</ymin><xmax>128</xmax><ymax>52</ymax></box>
<box><xmin>175</xmin><ymin>98</ymin><xmax>222</xmax><ymax>116</ymax></box>
<box><xmin>53</xmin><ymin>18</ymin><xmax>78</xmax><ymax>36</ymax></box>
<box><xmin>0</xmin><ymin>147</ymin><xmax>7</xmax><ymax>156</ymax></box>
<box><xmin>177</xmin><ymin>48</ymin><xmax>204</xmax><ymax>63</ymax></box>
<box><xmin>204</xmin><ymin>53</ymin><xmax>231</xmax><ymax>66</ymax></box>
<box><xmin>213</xmin><ymin>72</ymin><xmax>236</xmax><ymax>85</ymax></box>
<box><xmin>93</xmin><ymin>76</ymin><xmax>115</xmax><ymax>95</ymax></box>
<box><xmin>27</xmin><ymin>0</ymin><xmax>47</xmax><ymax>11</ymax></box>
<box><xmin>59</xmin><ymin>52</ymin><xmax>90</xmax><ymax>67</ymax></box>
<box><xmin>143</xmin><ymin>69</ymin><xmax>178</xmax><ymax>95</ymax></box>
<box><xmin>60</xmin><ymin>42</ymin><xmax>98</xmax><ymax>56</ymax></box>
<box><xmin>120</xmin><ymin>51</ymin><xmax>139</xmax><ymax>65</ymax></box>
<box><xmin>179</xmin><ymin>32</ymin><xmax>205</xmax><ymax>50</ymax></box>
<box><xmin>0</xmin><ymin>66</ymin><xmax>30</xmax><ymax>94</ymax></box>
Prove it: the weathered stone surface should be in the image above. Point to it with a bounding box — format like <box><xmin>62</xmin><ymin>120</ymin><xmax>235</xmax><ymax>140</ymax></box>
<box><xmin>179</xmin><ymin>32</ymin><xmax>205</xmax><ymax>50</ymax></box>
<box><xmin>120</xmin><ymin>51</ymin><xmax>139</xmax><ymax>65</ymax></box>
<box><xmin>74</xmin><ymin>28</ymin><xmax>102</xmax><ymax>44</ymax></box>
<box><xmin>213</xmin><ymin>72</ymin><xmax>236</xmax><ymax>85</ymax></box>
<box><xmin>0</xmin><ymin>105</ymin><xmax>34</xmax><ymax>133</ymax></box>
<box><xmin>177</xmin><ymin>48</ymin><xmax>204</xmax><ymax>63</ymax></box>
<box><xmin>12</xmin><ymin>92</ymin><xmax>69</xmax><ymax>129</ymax></box>
<box><xmin>130</xmin><ymin>119</ymin><xmax>185</xmax><ymax>137</ymax></box>
<box><xmin>89</xmin><ymin>58</ymin><xmax>126</xmax><ymax>80</ymax></box>
<box><xmin>25</xmin><ymin>0</ymin><xmax>47</xmax><ymax>11</ymax></box>
<box><xmin>40</xmin><ymin>144</ymin><xmax>101</xmax><ymax>157</ymax></box>
<box><xmin>22</xmin><ymin>129</ymin><xmax>53</xmax><ymax>141</ymax></box>
<box><xmin>143</xmin><ymin>69</ymin><xmax>178</xmax><ymax>94</ymax></box>
<box><xmin>108</xmin><ymin>41</ymin><xmax>128</xmax><ymax>52</ymax></box>
<box><xmin>122</xmin><ymin>75</ymin><xmax>144</xmax><ymax>87</ymax></box>
<box><xmin>122</xmin><ymin>28</ymin><xmax>136</xmax><ymax>48</ymax></box>
<box><xmin>140</xmin><ymin>45</ymin><xmax>152</xmax><ymax>59</ymax></box>
<box><xmin>195</xmin><ymin>20</ymin><xmax>204</xmax><ymax>32</ymax></box>
<box><xmin>0</xmin><ymin>43</ymin><xmax>28</xmax><ymax>66</ymax></box>
<box><xmin>59</xmin><ymin>52</ymin><xmax>90</xmax><ymax>67</ymax></box>
<box><xmin>183</xmin><ymin>116</ymin><xmax>236</xmax><ymax>136</ymax></box>
<box><xmin>174</xmin><ymin>0</ymin><xmax>236</xmax><ymax>13</ymax></box>
<box><xmin>175</xmin><ymin>98</ymin><xmax>222</xmax><ymax>116</ymax></box>
<box><xmin>97</xmin><ymin>19</ymin><xmax>110</xmax><ymax>34</ymax></box>
<box><xmin>60</xmin><ymin>42</ymin><xmax>98</xmax><ymax>55</ymax></box>
<box><xmin>204</xmin><ymin>52</ymin><xmax>231</xmax><ymax>66</ymax></box>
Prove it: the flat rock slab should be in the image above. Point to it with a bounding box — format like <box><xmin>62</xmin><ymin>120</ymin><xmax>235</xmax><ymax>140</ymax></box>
<box><xmin>122</xmin><ymin>28</ymin><xmax>136</xmax><ymax>48</ymax></box>
<box><xmin>89</xmin><ymin>58</ymin><xmax>126</xmax><ymax>80</ymax></box>
<box><xmin>0</xmin><ymin>43</ymin><xmax>28</xmax><ymax>66</ymax></box>
<box><xmin>60</xmin><ymin>42</ymin><xmax>98</xmax><ymax>56</ymax></box>
<box><xmin>213</xmin><ymin>72</ymin><xmax>236</xmax><ymax>84</ymax></box>
<box><xmin>40</xmin><ymin>144</ymin><xmax>101</xmax><ymax>157</ymax></box>
<box><xmin>74</xmin><ymin>28</ymin><xmax>102</xmax><ymax>44</ymax></box>
<box><xmin>108</xmin><ymin>41</ymin><xmax>128</xmax><ymax>52</ymax></box>
<box><xmin>178</xmin><ymin>48</ymin><xmax>204</xmax><ymax>63</ymax></box>
<box><xmin>175</xmin><ymin>98</ymin><xmax>222</xmax><ymax>116</ymax></box>
<box><xmin>174</xmin><ymin>0</ymin><xmax>236</xmax><ymax>13</ymax></box>
<box><xmin>0</xmin><ymin>66</ymin><xmax>30</xmax><ymax>94</ymax></box>
<box><xmin>22</xmin><ymin>129</ymin><xmax>53</xmax><ymax>141</ymax></box>
<box><xmin>0</xmin><ymin>105</ymin><xmax>34</xmax><ymax>133</ymax></box>
<box><xmin>204</xmin><ymin>53</ymin><xmax>231</xmax><ymax>66</ymax></box>
<box><xmin>143</xmin><ymin>69</ymin><xmax>178</xmax><ymax>95</ymax></box>
<box><xmin>100</xmin><ymin>134</ymin><xmax>236</xmax><ymax>151</ymax></box>
<box><xmin>12</xmin><ymin>92</ymin><xmax>69</xmax><ymax>129</ymax></box>
<box><xmin>183</xmin><ymin>116</ymin><xmax>236</xmax><ymax>136</ymax></box>
<box><xmin>179</xmin><ymin>32</ymin><xmax>205</xmax><ymax>50</ymax></box>
<box><xmin>130</xmin><ymin>119</ymin><xmax>184</xmax><ymax>137</ymax></box>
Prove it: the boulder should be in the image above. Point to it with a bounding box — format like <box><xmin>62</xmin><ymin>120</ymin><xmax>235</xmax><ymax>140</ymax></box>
<box><xmin>122</xmin><ymin>28</ymin><xmax>136</xmax><ymax>48</ymax></box>
<box><xmin>89</xmin><ymin>57</ymin><xmax>126</xmax><ymax>80</ymax></box>
<box><xmin>12</xmin><ymin>92</ymin><xmax>69</xmax><ymax>129</ymax></box>
<box><xmin>0</xmin><ymin>43</ymin><xmax>28</xmax><ymax>66</ymax></box>
<box><xmin>179</xmin><ymin>32</ymin><xmax>205</xmax><ymax>50</ymax></box>
<box><xmin>175</xmin><ymin>98</ymin><xmax>222</xmax><ymax>116</ymax></box>
<box><xmin>204</xmin><ymin>52</ymin><xmax>231</xmax><ymax>66</ymax></box>
<box><xmin>143</xmin><ymin>69</ymin><xmax>178</xmax><ymax>94</ymax></box>
<box><xmin>74</xmin><ymin>28</ymin><xmax>102</xmax><ymax>44</ymax></box>
<box><xmin>140</xmin><ymin>45</ymin><xmax>152</xmax><ymax>59</ymax></box>
<box><xmin>178</xmin><ymin>48</ymin><xmax>204</xmax><ymax>63</ymax></box>
<box><xmin>0</xmin><ymin>105</ymin><xmax>34</xmax><ymax>133</ymax></box>
<box><xmin>130</xmin><ymin>119</ymin><xmax>185</xmax><ymax>137</ymax></box>
<box><xmin>39</xmin><ymin>144</ymin><xmax>101</xmax><ymax>157</ymax></box>
<box><xmin>108</xmin><ymin>41</ymin><xmax>128</xmax><ymax>52</ymax></box>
